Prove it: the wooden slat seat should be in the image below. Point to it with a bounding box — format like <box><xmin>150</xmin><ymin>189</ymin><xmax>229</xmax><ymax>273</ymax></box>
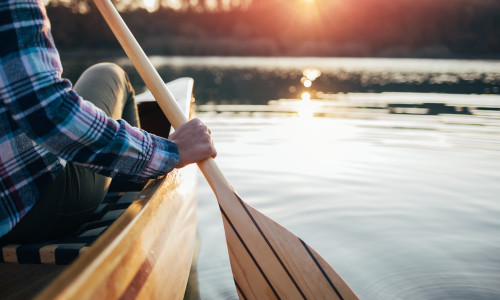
<box><xmin>0</xmin><ymin>182</ymin><xmax>144</xmax><ymax>265</ymax></box>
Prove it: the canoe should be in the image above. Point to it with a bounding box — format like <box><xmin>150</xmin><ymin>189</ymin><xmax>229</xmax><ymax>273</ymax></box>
<box><xmin>0</xmin><ymin>78</ymin><xmax>198</xmax><ymax>299</ymax></box>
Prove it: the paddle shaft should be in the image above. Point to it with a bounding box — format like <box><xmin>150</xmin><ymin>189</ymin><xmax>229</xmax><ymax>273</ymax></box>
<box><xmin>92</xmin><ymin>0</ymin><xmax>231</xmax><ymax>199</ymax></box>
<box><xmin>93</xmin><ymin>2</ymin><xmax>358</xmax><ymax>299</ymax></box>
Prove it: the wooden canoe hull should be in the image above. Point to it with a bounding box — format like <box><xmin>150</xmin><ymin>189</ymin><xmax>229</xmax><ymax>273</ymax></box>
<box><xmin>36</xmin><ymin>165</ymin><xmax>197</xmax><ymax>300</ymax></box>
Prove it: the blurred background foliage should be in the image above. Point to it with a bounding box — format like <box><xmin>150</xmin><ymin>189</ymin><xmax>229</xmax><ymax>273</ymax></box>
<box><xmin>45</xmin><ymin>0</ymin><xmax>500</xmax><ymax>58</ymax></box>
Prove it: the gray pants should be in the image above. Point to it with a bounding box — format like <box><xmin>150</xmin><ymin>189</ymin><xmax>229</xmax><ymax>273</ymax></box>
<box><xmin>1</xmin><ymin>63</ymin><xmax>139</xmax><ymax>243</ymax></box>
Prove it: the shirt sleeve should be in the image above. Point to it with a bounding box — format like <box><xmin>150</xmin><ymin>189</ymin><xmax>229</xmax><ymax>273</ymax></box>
<box><xmin>0</xmin><ymin>0</ymin><xmax>179</xmax><ymax>181</ymax></box>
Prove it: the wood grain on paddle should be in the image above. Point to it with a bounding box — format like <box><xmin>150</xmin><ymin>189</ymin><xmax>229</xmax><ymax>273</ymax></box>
<box><xmin>93</xmin><ymin>1</ymin><xmax>358</xmax><ymax>298</ymax></box>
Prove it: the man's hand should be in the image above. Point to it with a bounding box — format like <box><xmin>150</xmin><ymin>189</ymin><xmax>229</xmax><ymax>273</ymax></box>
<box><xmin>168</xmin><ymin>118</ymin><xmax>217</xmax><ymax>168</ymax></box>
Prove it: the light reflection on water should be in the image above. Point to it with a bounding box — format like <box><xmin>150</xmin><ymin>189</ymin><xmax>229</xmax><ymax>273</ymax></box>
<box><xmin>191</xmin><ymin>103</ymin><xmax>500</xmax><ymax>299</ymax></box>
<box><xmin>113</xmin><ymin>57</ymin><xmax>500</xmax><ymax>103</ymax></box>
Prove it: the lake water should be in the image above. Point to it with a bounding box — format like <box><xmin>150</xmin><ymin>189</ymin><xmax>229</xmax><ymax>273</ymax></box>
<box><xmin>65</xmin><ymin>56</ymin><xmax>500</xmax><ymax>299</ymax></box>
<box><xmin>193</xmin><ymin>108</ymin><xmax>500</xmax><ymax>299</ymax></box>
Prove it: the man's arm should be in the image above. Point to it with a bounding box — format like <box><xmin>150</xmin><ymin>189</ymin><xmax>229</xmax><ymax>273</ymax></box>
<box><xmin>0</xmin><ymin>1</ymin><xmax>214</xmax><ymax>181</ymax></box>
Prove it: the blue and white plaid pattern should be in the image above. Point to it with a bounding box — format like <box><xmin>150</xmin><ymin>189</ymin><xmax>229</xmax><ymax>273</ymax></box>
<box><xmin>0</xmin><ymin>0</ymin><xmax>179</xmax><ymax>237</ymax></box>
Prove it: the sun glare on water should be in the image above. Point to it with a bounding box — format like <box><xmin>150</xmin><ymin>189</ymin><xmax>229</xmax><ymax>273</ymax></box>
<box><xmin>298</xmin><ymin>92</ymin><xmax>314</xmax><ymax>118</ymax></box>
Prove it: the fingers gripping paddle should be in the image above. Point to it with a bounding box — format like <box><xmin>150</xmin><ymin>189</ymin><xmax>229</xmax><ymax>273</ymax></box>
<box><xmin>93</xmin><ymin>1</ymin><xmax>358</xmax><ymax>298</ymax></box>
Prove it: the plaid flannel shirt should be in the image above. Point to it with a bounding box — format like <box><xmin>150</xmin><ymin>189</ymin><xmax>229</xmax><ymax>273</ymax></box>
<box><xmin>0</xmin><ymin>0</ymin><xmax>179</xmax><ymax>237</ymax></box>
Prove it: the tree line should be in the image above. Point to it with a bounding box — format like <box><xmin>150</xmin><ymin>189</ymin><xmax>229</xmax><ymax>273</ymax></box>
<box><xmin>47</xmin><ymin>0</ymin><xmax>252</xmax><ymax>13</ymax></box>
<box><xmin>46</xmin><ymin>0</ymin><xmax>500</xmax><ymax>58</ymax></box>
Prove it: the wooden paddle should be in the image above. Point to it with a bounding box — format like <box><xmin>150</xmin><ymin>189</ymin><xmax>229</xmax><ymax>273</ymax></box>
<box><xmin>93</xmin><ymin>1</ymin><xmax>358</xmax><ymax>298</ymax></box>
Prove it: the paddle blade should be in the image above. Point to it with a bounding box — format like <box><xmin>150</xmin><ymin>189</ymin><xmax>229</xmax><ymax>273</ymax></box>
<box><xmin>218</xmin><ymin>190</ymin><xmax>358</xmax><ymax>300</ymax></box>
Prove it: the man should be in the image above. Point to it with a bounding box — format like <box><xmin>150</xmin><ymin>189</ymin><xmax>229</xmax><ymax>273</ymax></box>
<box><xmin>0</xmin><ymin>0</ymin><xmax>216</xmax><ymax>243</ymax></box>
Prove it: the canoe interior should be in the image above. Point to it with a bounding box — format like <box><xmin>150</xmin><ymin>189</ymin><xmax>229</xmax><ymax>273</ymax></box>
<box><xmin>0</xmin><ymin>78</ymin><xmax>198</xmax><ymax>299</ymax></box>
<box><xmin>137</xmin><ymin>101</ymin><xmax>172</xmax><ymax>139</ymax></box>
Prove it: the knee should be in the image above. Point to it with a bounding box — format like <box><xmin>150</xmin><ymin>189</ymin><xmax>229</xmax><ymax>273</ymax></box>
<box><xmin>79</xmin><ymin>62</ymin><xmax>134</xmax><ymax>96</ymax></box>
<box><xmin>83</xmin><ymin>62</ymin><xmax>127</xmax><ymax>83</ymax></box>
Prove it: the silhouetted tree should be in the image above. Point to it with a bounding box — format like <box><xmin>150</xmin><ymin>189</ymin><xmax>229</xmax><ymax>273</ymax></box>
<box><xmin>198</xmin><ymin>0</ymin><xmax>207</xmax><ymax>11</ymax></box>
<box><xmin>216</xmin><ymin>0</ymin><xmax>224</xmax><ymax>10</ymax></box>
